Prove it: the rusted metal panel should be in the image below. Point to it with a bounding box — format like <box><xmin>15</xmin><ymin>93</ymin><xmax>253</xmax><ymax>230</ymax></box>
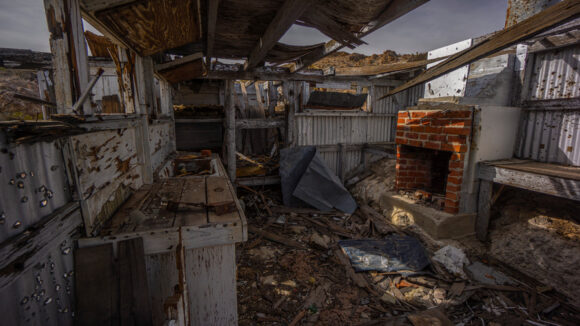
<box><xmin>527</xmin><ymin>45</ymin><xmax>580</xmax><ymax>100</ymax></box>
<box><xmin>517</xmin><ymin>108</ymin><xmax>580</xmax><ymax>166</ymax></box>
<box><xmin>149</xmin><ymin>121</ymin><xmax>175</xmax><ymax>171</ymax></box>
<box><xmin>0</xmin><ymin>132</ymin><xmax>71</xmax><ymax>242</ymax></box>
<box><xmin>71</xmin><ymin>129</ymin><xmax>143</xmax><ymax>233</ymax></box>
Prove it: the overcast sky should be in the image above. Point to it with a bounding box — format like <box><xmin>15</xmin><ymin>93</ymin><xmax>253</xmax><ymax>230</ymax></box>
<box><xmin>1</xmin><ymin>0</ymin><xmax>507</xmax><ymax>55</ymax></box>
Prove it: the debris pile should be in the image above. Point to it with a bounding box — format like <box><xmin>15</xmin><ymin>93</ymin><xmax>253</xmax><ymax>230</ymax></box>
<box><xmin>236</xmin><ymin>186</ymin><xmax>580</xmax><ymax>325</ymax></box>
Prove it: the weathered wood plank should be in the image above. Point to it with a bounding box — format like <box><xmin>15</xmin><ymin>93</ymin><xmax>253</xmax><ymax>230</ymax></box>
<box><xmin>118</xmin><ymin>238</ymin><xmax>153</xmax><ymax>326</ymax></box>
<box><xmin>177</xmin><ymin>177</ymin><xmax>208</xmax><ymax>226</ymax></box>
<box><xmin>185</xmin><ymin>244</ymin><xmax>238</xmax><ymax>325</ymax></box>
<box><xmin>205</xmin><ymin>0</ymin><xmax>219</xmax><ymax>65</ymax></box>
<box><xmin>75</xmin><ymin>243</ymin><xmax>118</xmax><ymax>326</ymax></box>
<box><xmin>382</xmin><ymin>0</ymin><xmax>580</xmax><ymax>98</ymax></box>
<box><xmin>207</xmin><ymin>176</ymin><xmax>240</xmax><ymax>224</ymax></box>
<box><xmin>244</xmin><ymin>0</ymin><xmax>311</xmax><ymax>69</ymax></box>
<box><xmin>138</xmin><ymin>179</ymin><xmax>185</xmax><ymax>231</ymax></box>
<box><xmin>224</xmin><ymin>80</ymin><xmax>236</xmax><ymax>181</ymax></box>
<box><xmin>478</xmin><ymin>163</ymin><xmax>580</xmax><ymax>201</ymax></box>
<box><xmin>476</xmin><ymin>180</ymin><xmax>493</xmax><ymax>241</ymax></box>
<box><xmin>145</xmin><ymin>252</ymin><xmax>180</xmax><ymax>326</ymax></box>
<box><xmin>44</xmin><ymin>0</ymin><xmax>90</xmax><ymax>114</ymax></box>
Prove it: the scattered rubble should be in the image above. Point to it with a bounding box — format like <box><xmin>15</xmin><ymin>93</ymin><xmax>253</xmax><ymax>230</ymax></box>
<box><xmin>235</xmin><ymin>185</ymin><xmax>580</xmax><ymax>325</ymax></box>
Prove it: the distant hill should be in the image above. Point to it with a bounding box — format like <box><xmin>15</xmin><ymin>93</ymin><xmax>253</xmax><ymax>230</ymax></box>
<box><xmin>310</xmin><ymin>50</ymin><xmax>427</xmax><ymax>69</ymax></box>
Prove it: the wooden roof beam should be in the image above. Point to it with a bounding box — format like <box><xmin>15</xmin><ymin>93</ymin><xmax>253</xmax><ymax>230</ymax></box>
<box><xmin>290</xmin><ymin>0</ymin><xmax>429</xmax><ymax>72</ymax></box>
<box><xmin>244</xmin><ymin>0</ymin><xmax>311</xmax><ymax>70</ymax></box>
<box><xmin>205</xmin><ymin>0</ymin><xmax>219</xmax><ymax>66</ymax></box>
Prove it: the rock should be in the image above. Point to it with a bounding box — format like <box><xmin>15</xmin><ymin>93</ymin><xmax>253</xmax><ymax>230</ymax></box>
<box><xmin>380</xmin><ymin>292</ymin><xmax>397</xmax><ymax>305</ymax></box>
<box><xmin>432</xmin><ymin>245</ymin><xmax>470</xmax><ymax>278</ymax></box>
<box><xmin>261</xmin><ymin>275</ymin><xmax>278</xmax><ymax>286</ymax></box>
<box><xmin>310</xmin><ymin>232</ymin><xmax>331</xmax><ymax>249</ymax></box>
<box><xmin>281</xmin><ymin>280</ymin><xmax>297</xmax><ymax>287</ymax></box>
<box><xmin>248</xmin><ymin>246</ymin><xmax>279</xmax><ymax>260</ymax></box>
<box><xmin>432</xmin><ymin>288</ymin><xmax>446</xmax><ymax>305</ymax></box>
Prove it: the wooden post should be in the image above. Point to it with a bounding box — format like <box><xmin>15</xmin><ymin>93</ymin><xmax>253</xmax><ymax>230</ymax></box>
<box><xmin>224</xmin><ymin>80</ymin><xmax>236</xmax><ymax>182</ymax></box>
<box><xmin>285</xmin><ymin>81</ymin><xmax>296</xmax><ymax>147</ymax></box>
<box><xmin>134</xmin><ymin>56</ymin><xmax>154</xmax><ymax>183</ymax></box>
<box><xmin>476</xmin><ymin>180</ymin><xmax>493</xmax><ymax>241</ymax></box>
<box><xmin>44</xmin><ymin>0</ymin><xmax>91</xmax><ymax>114</ymax></box>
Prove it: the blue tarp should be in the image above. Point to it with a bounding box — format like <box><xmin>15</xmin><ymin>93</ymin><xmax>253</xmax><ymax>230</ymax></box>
<box><xmin>339</xmin><ymin>235</ymin><xmax>430</xmax><ymax>273</ymax></box>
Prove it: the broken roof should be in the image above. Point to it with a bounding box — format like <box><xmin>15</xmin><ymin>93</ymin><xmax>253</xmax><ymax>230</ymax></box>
<box><xmin>80</xmin><ymin>0</ymin><xmax>429</xmax><ymax>72</ymax></box>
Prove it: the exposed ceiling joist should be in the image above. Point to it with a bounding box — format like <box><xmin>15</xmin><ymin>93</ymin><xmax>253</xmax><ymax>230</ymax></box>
<box><xmin>379</xmin><ymin>0</ymin><xmax>580</xmax><ymax>100</ymax></box>
<box><xmin>290</xmin><ymin>0</ymin><xmax>429</xmax><ymax>73</ymax></box>
<box><xmin>205</xmin><ymin>0</ymin><xmax>219</xmax><ymax>65</ymax></box>
<box><xmin>244</xmin><ymin>0</ymin><xmax>311</xmax><ymax>70</ymax></box>
<box><xmin>155</xmin><ymin>52</ymin><xmax>204</xmax><ymax>71</ymax></box>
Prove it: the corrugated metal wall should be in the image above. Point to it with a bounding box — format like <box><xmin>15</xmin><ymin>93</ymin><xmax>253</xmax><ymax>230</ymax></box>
<box><xmin>516</xmin><ymin>45</ymin><xmax>580</xmax><ymax>166</ymax></box>
<box><xmin>527</xmin><ymin>46</ymin><xmax>580</xmax><ymax>100</ymax></box>
<box><xmin>0</xmin><ymin>132</ymin><xmax>79</xmax><ymax>325</ymax></box>
<box><xmin>295</xmin><ymin>86</ymin><xmax>422</xmax><ymax>175</ymax></box>
<box><xmin>517</xmin><ymin>108</ymin><xmax>580</xmax><ymax>165</ymax></box>
<box><xmin>0</xmin><ymin>134</ymin><xmax>71</xmax><ymax>242</ymax></box>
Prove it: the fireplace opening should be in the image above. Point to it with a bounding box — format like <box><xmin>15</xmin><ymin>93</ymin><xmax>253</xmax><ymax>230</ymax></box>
<box><xmin>396</xmin><ymin>145</ymin><xmax>453</xmax><ymax>210</ymax></box>
<box><xmin>429</xmin><ymin>150</ymin><xmax>452</xmax><ymax>195</ymax></box>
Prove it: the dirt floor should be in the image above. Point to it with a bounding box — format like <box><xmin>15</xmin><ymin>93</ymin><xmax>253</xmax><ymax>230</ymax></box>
<box><xmin>235</xmin><ymin>158</ymin><xmax>580</xmax><ymax>325</ymax></box>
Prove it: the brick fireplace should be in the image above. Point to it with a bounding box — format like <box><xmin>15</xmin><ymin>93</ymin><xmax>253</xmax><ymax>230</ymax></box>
<box><xmin>395</xmin><ymin>107</ymin><xmax>473</xmax><ymax>214</ymax></box>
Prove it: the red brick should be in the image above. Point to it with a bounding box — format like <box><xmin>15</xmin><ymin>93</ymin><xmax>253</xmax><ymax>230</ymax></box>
<box><xmin>450</xmin><ymin>153</ymin><xmax>465</xmax><ymax>161</ymax></box>
<box><xmin>424</xmin><ymin>141</ymin><xmax>441</xmax><ymax>150</ymax></box>
<box><xmin>449</xmin><ymin>161</ymin><xmax>464</xmax><ymax>169</ymax></box>
<box><xmin>397</xmin><ymin>118</ymin><xmax>407</xmax><ymax>124</ymax></box>
<box><xmin>398</xmin><ymin>159</ymin><xmax>407</xmax><ymax>164</ymax></box>
<box><xmin>424</xmin><ymin>126</ymin><xmax>443</xmax><ymax>133</ymax></box>
<box><xmin>429</xmin><ymin>134</ymin><xmax>446</xmax><ymax>142</ymax></box>
<box><xmin>444</xmin><ymin>127</ymin><xmax>471</xmax><ymax>135</ymax></box>
<box><xmin>447</xmin><ymin>176</ymin><xmax>462</xmax><ymax>185</ymax></box>
<box><xmin>447</xmin><ymin>135</ymin><xmax>467</xmax><ymax>144</ymax></box>
<box><xmin>441</xmin><ymin>143</ymin><xmax>467</xmax><ymax>152</ymax></box>
<box><xmin>446</xmin><ymin>121</ymin><xmax>469</xmax><ymax>127</ymax></box>
<box><xmin>408</xmin><ymin>140</ymin><xmax>422</xmax><ymax>147</ymax></box>
<box><xmin>419</xmin><ymin>134</ymin><xmax>429</xmax><ymax>140</ymax></box>
<box><xmin>429</xmin><ymin>119</ymin><xmax>453</xmax><ymax>126</ymax></box>
<box><xmin>445</xmin><ymin>192</ymin><xmax>458</xmax><ymax>200</ymax></box>
<box><xmin>442</xmin><ymin>110</ymin><xmax>472</xmax><ymax>119</ymax></box>
<box><xmin>396</xmin><ymin>138</ymin><xmax>407</xmax><ymax>145</ymax></box>
<box><xmin>406</xmin><ymin>133</ymin><xmax>419</xmax><ymax>139</ymax></box>
<box><xmin>398</xmin><ymin>111</ymin><xmax>409</xmax><ymax>118</ymax></box>
<box><xmin>445</xmin><ymin>199</ymin><xmax>460</xmax><ymax>208</ymax></box>
<box><xmin>397</xmin><ymin>124</ymin><xmax>409</xmax><ymax>131</ymax></box>
<box><xmin>408</xmin><ymin>171</ymin><xmax>426</xmax><ymax>177</ymax></box>
<box><xmin>411</xmin><ymin>111</ymin><xmax>427</xmax><ymax>118</ymax></box>
<box><xmin>397</xmin><ymin>171</ymin><xmax>408</xmax><ymax>177</ymax></box>
<box><xmin>407</xmin><ymin>119</ymin><xmax>429</xmax><ymax>125</ymax></box>
<box><xmin>448</xmin><ymin>170</ymin><xmax>463</xmax><ymax>177</ymax></box>
<box><xmin>409</xmin><ymin>125</ymin><xmax>426</xmax><ymax>132</ymax></box>
<box><xmin>446</xmin><ymin>184</ymin><xmax>460</xmax><ymax>192</ymax></box>
<box><xmin>396</xmin><ymin>131</ymin><xmax>404</xmax><ymax>137</ymax></box>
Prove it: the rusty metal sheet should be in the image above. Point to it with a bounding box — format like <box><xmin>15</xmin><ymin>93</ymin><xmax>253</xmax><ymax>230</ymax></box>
<box><xmin>527</xmin><ymin>45</ymin><xmax>580</xmax><ymax>100</ymax></box>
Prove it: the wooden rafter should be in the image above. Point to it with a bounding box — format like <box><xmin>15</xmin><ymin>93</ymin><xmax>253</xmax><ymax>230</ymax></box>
<box><xmin>379</xmin><ymin>0</ymin><xmax>580</xmax><ymax>99</ymax></box>
<box><xmin>244</xmin><ymin>0</ymin><xmax>311</xmax><ymax>70</ymax></box>
<box><xmin>290</xmin><ymin>0</ymin><xmax>429</xmax><ymax>72</ymax></box>
<box><xmin>205</xmin><ymin>0</ymin><xmax>219</xmax><ymax>65</ymax></box>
